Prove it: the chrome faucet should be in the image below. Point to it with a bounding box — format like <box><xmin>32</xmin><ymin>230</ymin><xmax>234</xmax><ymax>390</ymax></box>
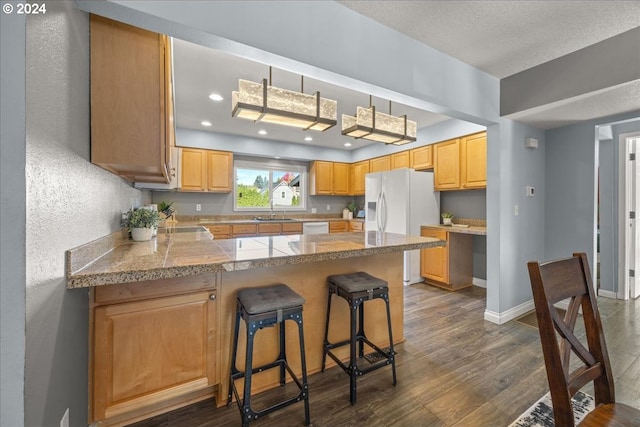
<box><xmin>270</xmin><ymin>199</ymin><xmax>275</xmax><ymax>219</ymax></box>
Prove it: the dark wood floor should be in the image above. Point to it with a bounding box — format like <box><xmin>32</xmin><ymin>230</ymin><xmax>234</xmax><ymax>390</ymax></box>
<box><xmin>130</xmin><ymin>284</ymin><xmax>640</xmax><ymax>427</ymax></box>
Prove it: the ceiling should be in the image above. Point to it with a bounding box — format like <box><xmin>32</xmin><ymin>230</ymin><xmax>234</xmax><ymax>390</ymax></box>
<box><xmin>173</xmin><ymin>1</ymin><xmax>640</xmax><ymax>150</ymax></box>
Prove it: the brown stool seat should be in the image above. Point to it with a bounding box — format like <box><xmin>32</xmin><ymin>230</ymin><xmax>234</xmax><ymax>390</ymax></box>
<box><xmin>228</xmin><ymin>284</ymin><xmax>310</xmax><ymax>427</ymax></box>
<box><xmin>322</xmin><ymin>271</ymin><xmax>396</xmax><ymax>405</ymax></box>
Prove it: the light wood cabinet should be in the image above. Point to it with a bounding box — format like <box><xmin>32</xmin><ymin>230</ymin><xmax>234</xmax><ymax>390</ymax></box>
<box><xmin>350</xmin><ymin>160</ymin><xmax>370</xmax><ymax>195</ymax></box>
<box><xmin>282</xmin><ymin>222</ymin><xmax>303</xmax><ymax>235</ymax></box>
<box><xmin>332</xmin><ymin>162</ymin><xmax>350</xmax><ymax>195</ymax></box>
<box><xmin>257</xmin><ymin>223</ymin><xmax>282</xmax><ymax>236</ymax></box>
<box><xmin>207</xmin><ymin>225</ymin><xmax>231</xmax><ymax>239</ymax></box>
<box><xmin>391</xmin><ymin>151</ymin><xmax>410</xmax><ymax>169</ymax></box>
<box><xmin>180</xmin><ymin>148</ymin><xmax>232</xmax><ymax>192</ymax></box>
<box><xmin>370</xmin><ymin>156</ymin><xmax>391</xmax><ymax>173</ymax></box>
<box><xmin>349</xmin><ymin>221</ymin><xmax>364</xmax><ymax>232</ymax></box>
<box><xmin>91</xmin><ymin>281</ymin><xmax>217</xmax><ymax>425</ymax></box>
<box><xmin>433</xmin><ymin>138</ymin><xmax>461</xmax><ymax>190</ymax></box>
<box><xmin>410</xmin><ymin>145</ymin><xmax>433</xmax><ymax>170</ymax></box>
<box><xmin>329</xmin><ymin>220</ymin><xmax>349</xmax><ymax>233</ymax></box>
<box><xmin>232</xmin><ymin>224</ymin><xmax>258</xmax><ymax>237</ymax></box>
<box><xmin>309</xmin><ymin>161</ymin><xmax>333</xmax><ymax>195</ymax></box>
<box><xmin>90</xmin><ymin>15</ymin><xmax>174</xmax><ymax>184</ymax></box>
<box><xmin>420</xmin><ymin>227</ymin><xmax>472</xmax><ymax>291</ymax></box>
<box><xmin>460</xmin><ymin>132</ymin><xmax>487</xmax><ymax>189</ymax></box>
<box><xmin>310</xmin><ymin>161</ymin><xmax>350</xmax><ymax>195</ymax></box>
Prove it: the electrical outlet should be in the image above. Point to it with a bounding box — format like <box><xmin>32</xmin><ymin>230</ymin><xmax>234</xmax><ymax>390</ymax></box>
<box><xmin>60</xmin><ymin>408</ymin><xmax>69</xmax><ymax>427</ymax></box>
<box><xmin>326</xmin><ymin>204</ymin><xmax>331</xmax><ymax>211</ymax></box>
<box><xmin>311</xmin><ymin>208</ymin><xmax>317</xmax><ymax>214</ymax></box>
<box><xmin>196</xmin><ymin>204</ymin><xmax>201</xmax><ymax>212</ymax></box>
<box><xmin>514</xmin><ymin>205</ymin><xmax>519</xmax><ymax>216</ymax></box>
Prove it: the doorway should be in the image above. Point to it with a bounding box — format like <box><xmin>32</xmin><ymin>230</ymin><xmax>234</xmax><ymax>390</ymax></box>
<box><xmin>621</xmin><ymin>131</ymin><xmax>640</xmax><ymax>300</ymax></box>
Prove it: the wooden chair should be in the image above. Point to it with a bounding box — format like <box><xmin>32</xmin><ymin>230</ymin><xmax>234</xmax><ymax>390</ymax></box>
<box><xmin>527</xmin><ymin>252</ymin><xmax>640</xmax><ymax>426</ymax></box>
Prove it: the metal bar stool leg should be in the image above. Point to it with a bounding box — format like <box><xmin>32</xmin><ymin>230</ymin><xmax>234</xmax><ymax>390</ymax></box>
<box><xmin>241</xmin><ymin>321</ymin><xmax>256</xmax><ymax>427</ymax></box>
<box><xmin>227</xmin><ymin>306</ymin><xmax>242</xmax><ymax>406</ymax></box>
<box><xmin>321</xmin><ymin>289</ymin><xmax>334</xmax><ymax>372</ymax></box>
<box><xmin>297</xmin><ymin>312</ymin><xmax>310</xmax><ymax>426</ymax></box>
<box><xmin>349</xmin><ymin>300</ymin><xmax>358</xmax><ymax>405</ymax></box>
<box><xmin>278</xmin><ymin>317</ymin><xmax>286</xmax><ymax>386</ymax></box>
<box><xmin>384</xmin><ymin>294</ymin><xmax>397</xmax><ymax>386</ymax></box>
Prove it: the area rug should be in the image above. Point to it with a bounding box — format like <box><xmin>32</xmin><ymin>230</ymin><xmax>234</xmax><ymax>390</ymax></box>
<box><xmin>508</xmin><ymin>391</ymin><xmax>594</xmax><ymax>427</ymax></box>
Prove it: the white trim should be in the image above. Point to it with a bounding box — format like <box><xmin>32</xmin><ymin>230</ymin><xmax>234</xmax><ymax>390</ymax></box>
<box><xmin>472</xmin><ymin>277</ymin><xmax>487</xmax><ymax>288</ymax></box>
<box><xmin>598</xmin><ymin>289</ymin><xmax>618</xmax><ymax>299</ymax></box>
<box><xmin>484</xmin><ymin>299</ymin><xmax>534</xmax><ymax>325</ymax></box>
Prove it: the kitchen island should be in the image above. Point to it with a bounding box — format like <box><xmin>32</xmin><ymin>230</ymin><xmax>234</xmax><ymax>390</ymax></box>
<box><xmin>67</xmin><ymin>229</ymin><xmax>444</xmax><ymax>426</ymax></box>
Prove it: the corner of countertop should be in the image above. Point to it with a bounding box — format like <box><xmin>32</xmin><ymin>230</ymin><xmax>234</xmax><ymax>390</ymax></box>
<box><xmin>66</xmin><ymin>228</ymin><xmax>129</xmax><ymax>277</ymax></box>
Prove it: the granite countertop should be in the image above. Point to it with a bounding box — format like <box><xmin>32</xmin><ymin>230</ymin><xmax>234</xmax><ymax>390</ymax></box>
<box><xmin>422</xmin><ymin>224</ymin><xmax>487</xmax><ymax>236</ymax></box>
<box><xmin>66</xmin><ymin>228</ymin><xmax>444</xmax><ymax>289</ymax></box>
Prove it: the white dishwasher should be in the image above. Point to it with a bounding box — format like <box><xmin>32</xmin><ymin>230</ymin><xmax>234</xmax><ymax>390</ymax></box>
<box><xmin>302</xmin><ymin>222</ymin><xmax>329</xmax><ymax>234</ymax></box>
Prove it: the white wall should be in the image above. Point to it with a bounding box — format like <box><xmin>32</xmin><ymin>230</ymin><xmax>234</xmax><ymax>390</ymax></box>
<box><xmin>22</xmin><ymin>2</ymin><xmax>147</xmax><ymax>425</ymax></box>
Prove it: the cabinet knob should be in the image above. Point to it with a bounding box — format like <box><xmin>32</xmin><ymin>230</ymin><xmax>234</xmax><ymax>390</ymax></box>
<box><xmin>209</xmin><ymin>294</ymin><xmax>216</xmax><ymax>301</ymax></box>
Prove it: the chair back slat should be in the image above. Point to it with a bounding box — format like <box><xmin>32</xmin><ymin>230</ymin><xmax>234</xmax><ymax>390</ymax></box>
<box><xmin>527</xmin><ymin>252</ymin><xmax>616</xmax><ymax>426</ymax></box>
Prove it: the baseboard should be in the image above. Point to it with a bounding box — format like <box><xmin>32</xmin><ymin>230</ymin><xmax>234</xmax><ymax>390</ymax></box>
<box><xmin>484</xmin><ymin>299</ymin><xmax>534</xmax><ymax>325</ymax></box>
<box><xmin>598</xmin><ymin>289</ymin><xmax>617</xmax><ymax>299</ymax></box>
<box><xmin>472</xmin><ymin>277</ymin><xmax>487</xmax><ymax>288</ymax></box>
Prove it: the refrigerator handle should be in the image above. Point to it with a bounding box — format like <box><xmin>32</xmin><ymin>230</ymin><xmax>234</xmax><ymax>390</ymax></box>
<box><xmin>376</xmin><ymin>192</ymin><xmax>382</xmax><ymax>232</ymax></box>
<box><xmin>381</xmin><ymin>192</ymin><xmax>387</xmax><ymax>231</ymax></box>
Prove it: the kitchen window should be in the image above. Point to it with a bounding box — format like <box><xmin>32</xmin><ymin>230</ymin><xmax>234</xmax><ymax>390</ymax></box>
<box><xmin>234</xmin><ymin>160</ymin><xmax>306</xmax><ymax>211</ymax></box>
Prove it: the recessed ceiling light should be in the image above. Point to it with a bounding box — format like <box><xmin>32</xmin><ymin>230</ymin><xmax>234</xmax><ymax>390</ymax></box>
<box><xmin>208</xmin><ymin>93</ymin><xmax>224</xmax><ymax>102</ymax></box>
<box><xmin>304</xmin><ymin>136</ymin><xmax>313</xmax><ymax>142</ymax></box>
<box><xmin>258</xmin><ymin>130</ymin><xmax>267</xmax><ymax>135</ymax></box>
<box><xmin>201</xmin><ymin>120</ymin><xmax>212</xmax><ymax>127</ymax></box>
<box><xmin>275</xmin><ymin>156</ymin><xmax>281</xmax><ymax>159</ymax></box>
<box><xmin>344</xmin><ymin>142</ymin><xmax>352</xmax><ymax>147</ymax></box>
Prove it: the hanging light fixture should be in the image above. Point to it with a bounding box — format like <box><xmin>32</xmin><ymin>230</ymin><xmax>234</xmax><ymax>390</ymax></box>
<box><xmin>232</xmin><ymin>67</ymin><xmax>337</xmax><ymax>131</ymax></box>
<box><xmin>342</xmin><ymin>96</ymin><xmax>417</xmax><ymax>145</ymax></box>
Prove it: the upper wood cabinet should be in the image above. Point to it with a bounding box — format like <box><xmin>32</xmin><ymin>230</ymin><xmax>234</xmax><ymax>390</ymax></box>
<box><xmin>332</xmin><ymin>162</ymin><xmax>351</xmax><ymax>195</ymax></box>
<box><xmin>460</xmin><ymin>132</ymin><xmax>487</xmax><ymax>189</ymax></box>
<box><xmin>180</xmin><ymin>148</ymin><xmax>232</xmax><ymax>192</ymax></box>
<box><xmin>410</xmin><ymin>145</ymin><xmax>433</xmax><ymax>170</ymax></box>
<box><xmin>90</xmin><ymin>15</ymin><xmax>175</xmax><ymax>184</ymax></box>
<box><xmin>391</xmin><ymin>151</ymin><xmax>410</xmax><ymax>169</ymax></box>
<box><xmin>350</xmin><ymin>160</ymin><xmax>370</xmax><ymax>195</ymax></box>
<box><xmin>310</xmin><ymin>161</ymin><xmax>350</xmax><ymax>195</ymax></box>
<box><xmin>370</xmin><ymin>156</ymin><xmax>391</xmax><ymax>173</ymax></box>
<box><xmin>433</xmin><ymin>138</ymin><xmax>461</xmax><ymax>190</ymax></box>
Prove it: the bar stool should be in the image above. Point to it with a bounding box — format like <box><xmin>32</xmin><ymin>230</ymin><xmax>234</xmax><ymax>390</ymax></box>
<box><xmin>228</xmin><ymin>284</ymin><xmax>310</xmax><ymax>427</ymax></box>
<box><xmin>321</xmin><ymin>271</ymin><xmax>396</xmax><ymax>405</ymax></box>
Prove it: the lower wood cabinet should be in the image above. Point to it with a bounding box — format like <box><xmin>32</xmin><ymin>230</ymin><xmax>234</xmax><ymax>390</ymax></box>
<box><xmin>420</xmin><ymin>227</ymin><xmax>472</xmax><ymax>291</ymax></box>
<box><xmin>231</xmin><ymin>223</ymin><xmax>258</xmax><ymax>237</ymax></box>
<box><xmin>91</xmin><ymin>278</ymin><xmax>217</xmax><ymax>425</ymax></box>
<box><xmin>330</xmin><ymin>220</ymin><xmax>349</xmax><ymax>233</ymax></box>
<box><xmin>207</xmin><ymin>224</ymin><xmax>231</xmax><ymax>239</ymax></box>
<box><xmin>349</xmin><ymin>220</ymin><xmax>364</xmax><ymax>232</ymax></box>
<box><xmin>281</xmin><ymin>222</ymin><xmax>303</xmax><ymax>235</ymax></box>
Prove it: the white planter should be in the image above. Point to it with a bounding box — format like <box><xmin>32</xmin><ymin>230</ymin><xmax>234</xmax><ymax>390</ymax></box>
<box><xmin>442</xmin><ymin>217</ymin><xmax>453</xmax><ymax>225</ymax></box>
<box><xmin>131</xmin><ymin>227</ymin><xmax>154</xmax><ymax>241</ymax></box>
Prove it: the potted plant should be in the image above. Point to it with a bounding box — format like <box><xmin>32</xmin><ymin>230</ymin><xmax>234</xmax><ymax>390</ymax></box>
<box><xmin>346</xmin><ymin>201</ymin><xmax>359</xmax><ymax>220</ymax></box>
<box><xmin>158</xmin><ymin>200</ymin><xmax>175</xmax><ymax>218</ymax></box>
<box><xmin>127</xmin><ymin>208</ymin><xmax>161</xmax><ymax>241</ymax></box>
<box><xmin>441</xmin><ymin>212</ymin><xmax>454</xmax><ymax>226</ymax></box>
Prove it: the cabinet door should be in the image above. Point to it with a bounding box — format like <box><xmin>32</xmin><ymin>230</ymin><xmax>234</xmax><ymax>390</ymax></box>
<box><xmin>281</xmin><ymin>222</ymin><xmax>303</xmax><ymax>235</ymax></box>
<box><xmin>391</xmin><ymin>151</ymin><xmax>410</xmax><ymax>169</ymax></box>
<box><xmin>410</xmin><ymin>145</ymin><xmax>433</xmax><ymax>170</ymax></box>
<box><xmin>310</xmin><ymin>161</ymin><xmax>333</xmax><ymax>195</ymax></box>
<box><xmin>370</xmin><ymin>156</ymin><xmax>391</xmax><ymax>173</ymax></box>
<box><xmin>420</xmin><ymin>229</ymin><xmax>449</xmax><ymax>283</ymax></box>
<box><xmin>207</xmin><ymin>151</ymin><xmax>233</xmax><ymax>192</ymax></box>
<box><xmin>180</xmin><ymin>148</ymin><xmax>207</xmax><ymax>191</ymax></box>
<box><xmin>329</xmin><ymin>221</ymin><xmax>349</xmax><ymax>233</ymax></box>
<box><xmin>93</xmin><ymin>291</ymin><xmax>217</xmax><ymax>421</ymax></box>
<box><xmin>350</xmin><ymin>160</ymin><xmax>370</xmax><ymax>195</ymax></box>
<box><xmin>333</xmin><ymin>162</ymin><xmax>350</xmax><ymax>195</ymax></box>
<box><xmin>433</xmin><ymin>139</ymin><xmax>461</xmax><ymax>190</ymax></box>
<box><xmin>461</xmin><ymin>132</ymin><xmax>487</xmax><ymax>189</ymax></box>
<box><xmin>90</xmin><ymin>16</ymin><xmax>171</xmax><ymax>184</ymax></box>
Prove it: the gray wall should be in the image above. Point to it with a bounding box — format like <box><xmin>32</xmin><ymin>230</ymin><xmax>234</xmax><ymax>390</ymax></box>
<box><xmin>23</xmin><ymin>2</ymin><xmax>147</xmax><ymax>426</ymax></box>
<box><xmin>545</xmin><ymin>112</ymin><xmax>640</xmax><ymax>280</ymax></box>
<box><xmin>1</xmin><ymin>8</ymin><xmax>26</xmax><ymax>427</ymax></box>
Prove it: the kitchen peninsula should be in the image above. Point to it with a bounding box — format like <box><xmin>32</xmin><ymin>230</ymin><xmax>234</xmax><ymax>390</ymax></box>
<box><xmin>67</xmin><ymin>228</ymin><xmax>444</xmax><ymax>426</ymax></box>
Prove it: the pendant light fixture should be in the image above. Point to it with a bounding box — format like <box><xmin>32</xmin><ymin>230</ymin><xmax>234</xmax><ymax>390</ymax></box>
<box><xmin>342</xmin><ymin>96</ymin><xmax>417</xmax><ymax>145</ymax></box>
<box><xmin>232</xmin><ymin>67</ymin><xmax>337</xmax><ymax>131</ymax></box>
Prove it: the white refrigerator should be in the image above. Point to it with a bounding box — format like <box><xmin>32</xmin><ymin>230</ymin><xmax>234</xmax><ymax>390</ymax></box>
<box><xmin>365</xmin><ymin>168</ymin><xmax>440</xmax><ymax>285</ymax></box>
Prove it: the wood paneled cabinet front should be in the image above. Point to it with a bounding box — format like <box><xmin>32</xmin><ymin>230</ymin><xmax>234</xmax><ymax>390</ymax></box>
<box><xmin>310</xmin><ymin>161</ymin><xmax>350</xmax><ymax>195</ymax></box>
<box><xmin>329</xmin><ymin>220</ymin><xmax>349</xmax><ymax>233</ymax></box>
<box><xmin>180</xmin><ymin>148</ymin><xmax>232</xmax><ymax>192</ymax></box>
<box><xmin>433</xmin><ymin>138</ymin><xmax>461</xmax><ymax>190</ymax></box>
<box><xmin>460</xmin><ymin>132</ymin><xmax>487</xmax><ymax>189</ymax></box>
<box><xmin>350</xmin><ymin>160</ymin><xmax>370</xmax><ymax>195</ymax></box>
<box><xmin>90</xmin><ymin>15</ymin><xmax>175</xmax><ymax>184</ymax></box>
<box><xmin>370</xmin><ymin>155</ymin><xmax>391</xmax><ymax>173</ymax></box>
<box><xmin>410</xmin><ymin>145</ymin><xmax>433</xmax><ymax>170</ymax></box>
<box><xmin>420</xmin><ymin>227</ymin><xmax>472</xmax><ymax>291</ymax></box>
<box><xmin>391</xmin><ymin>151</ymin><xmax>410</xmax><ymax>169</ymax></box>
<box><xmin>91</xmin><ymin>286</ymin><xmax>217</xmax><ymax>425</ymax></box>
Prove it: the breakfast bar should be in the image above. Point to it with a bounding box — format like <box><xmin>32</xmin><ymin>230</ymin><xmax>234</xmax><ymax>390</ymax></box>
<box><xmin>67</xmin><ymin>228</ymin><xmax>444</xmax><ymax>426</ymax></box>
